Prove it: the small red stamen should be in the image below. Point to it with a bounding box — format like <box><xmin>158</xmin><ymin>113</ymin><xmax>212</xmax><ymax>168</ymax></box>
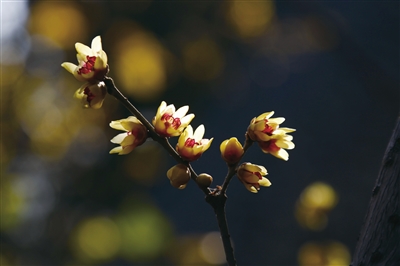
<box><xmin>184</xmin><ymin>138</ymin><xmax>199</xmax><ymax>148</ymax></box>
<box><xmin>83</xmin><ymin>87</ymin><xmax>95</xmax><ymax>103</ymax></box>
<box><xmin>262</xmin><ymin>119</ymin><xmax>274</xmax><ymax>135</ymax></box>
<box><xmin>161</xmin><ymin>114</ymin><xmax>181</xmax><ymax>129</ymax></box>
<box><xmin>77</xmin><ymin>56</ymin><xmax>97</xmax><ymax>75</ymax></box>
<box><xmin>259</xmin><ymin>139</ymin><xmax>280</xmax><ymax>152</ymax></box>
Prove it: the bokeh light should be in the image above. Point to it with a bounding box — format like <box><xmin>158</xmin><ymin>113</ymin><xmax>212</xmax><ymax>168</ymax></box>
<box><xmin>199</xmin><ymin>231</ymin><xmax>226</xmax><ymax>265</ymax></box>
<box><xmin>226</xmin><ymin>0</ymin><xmax>275</xmax><ymax>39</ymax></box>
<box><xmin>298</xmin><ymin>241</ymin><xmax>351</xmax><ymax>266</ymax></box>
<box><xmin>109</xmin><ymin>22</ymin><xmax>168</xmax><ymax>102</ymax></box>
<box><xmin>295</xmin><ymin>182</ymin><xmax>338</xmax><ymax>231</ymax></box>
<box><xmin>28</xmin><ymin>1</ymin><xmax>88</xmax><ymax>48</ymax></box>
<box><xmin>0</xmin><ymin>176</ymin><xmax>25</xmax><ymax>231</ymax></box>
<box><xmin>115</xmin><ymin>198</ymin><xmax>173</xmax><ymax>262</ymax></box>
<box><xmin>71</xmin><ymin>216</ymin><xmax>121</xmax><ymax>263</ymax></box>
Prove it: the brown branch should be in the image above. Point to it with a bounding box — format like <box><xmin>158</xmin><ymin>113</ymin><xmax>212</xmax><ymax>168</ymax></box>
<box><xmin>351</xmin><ymin>116</ymin><xmax>400</xmax><ymax>265</ymax></box>
<box><xmin>104</xmin><ymin>76</ymin><xmax>239</xmax><ymax>265</ymax></box>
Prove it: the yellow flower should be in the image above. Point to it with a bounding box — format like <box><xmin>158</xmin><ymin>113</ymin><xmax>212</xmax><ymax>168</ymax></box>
<box><xmin>176</xmin><ymin>125</ymin><xmax>213</xmax><ymax>161</ymax></box>
<box><xmin>258</xmin><ymin>132</ymin><xmax>295</xmax><ymax>161</ymax></box>
<box><xmin>220</xmin><ymin>137</ymin><xmax>244</xmax><ymax>164</ymax></box>
<box><xmin>61</xmin><ymin>36</ymin><xmax>108</xmax><ymax>83</ymax></box>
<box><xmin>237</xmin><ymin>162</ymin><xmax>271</xmax><ymax>193</ymax></box>
<box><xmin>247</xmin><ymin>111</ymin><xmax>295</xmax><ymax>142</ymax></box>
<box><xmin>167</xmin><ymin>164</ymin><xmax>191</xmax><ymax>189</ymax></box>
<box><xmin>74</xmin><ymin>82</ymin><xmax>107</xmax><ymax>109</ymax></box>
<box><xmin>109</xmin><ymin>116</ymin><xmax>148</xmax><ymax>155</ymax></box>
<box><xmin>152</xmin><ymin>101</ymin><xmax>195</xmax><ymax>137</ymax></box>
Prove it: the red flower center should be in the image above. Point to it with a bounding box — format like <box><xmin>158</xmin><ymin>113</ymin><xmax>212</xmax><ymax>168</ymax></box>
<box><xmin>184</xmin><ymin>138</ymin><xmax>199</xmax><ymax>148</ymax></box>
<box><xmin>259</xmin><ymin>139</ymin><xmax>280</xmax><ymax>152</ymax></box>
<box><xmin>161</xmin><ymin>113</ymin><xmax>181</xmax><ymax>129</ymax></box>
<box><xmin>262</xmin><ymin>119</ymin><xmax>274</xmax><ymax>135</ymax></box>
<box><xmin>78</xmin><ymin>56</ymin><xmax>96</xmax><ymax>75</ymax></box>
<box><xmin>83</xmin><ymin>87</ymin><xmax>95</xmax><ymax>103</ymax></box>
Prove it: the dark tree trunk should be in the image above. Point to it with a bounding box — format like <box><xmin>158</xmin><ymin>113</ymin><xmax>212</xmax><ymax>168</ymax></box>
<box><xmin>352</xmin><ymin>116</ymin><xmax>400</xmax><ymax>265</ymax></box>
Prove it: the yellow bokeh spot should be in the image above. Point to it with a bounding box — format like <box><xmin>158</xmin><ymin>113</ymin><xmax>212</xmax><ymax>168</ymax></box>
<box><xmin>111</xmin><ymin>24</ymin><xmax>167</xmax><ymax>101</ymax></box>
<box><xmin>227</xmin><ymin>0</ymin><xmax>275</xmax><ymax>39</ymax></box>
<box><xmin>29</xmin><ymin>1</ymin><xmax>88</xmax><ymax>48</ymax></box>
<box><xmin>199</xmin><ymin>232</ymin><xmax>226</xmax><ymax>265</ymax></box>
<box><xmin>300</xmin><ymin>182</ymin><xmax>338</xmax><ymax>210</ymax></box>
<box><xmin>116</xmin><ymin>200</ymin><xmax>173</xmax><ymax>262</ymax></box>
<box><xmin>182</xmin><ymin>38</ymin><xmax>224</xmax><ymax>81</ymax></box>
<box><xmin>0</xmin><ymin>177</ymin><xmax>25</xmax><ymax>231</ymax></box>
<box><xmin>295</xmin><ymin>182</ymin><xmax>338</xmax><ymax>231</ymax></box>
<box><xmin>72</xmin><ymin>217</ymin><xmax>121</xmax><ymax>262</ymax></box>
<box><xmin>298</xmin><ymin>241</ymin><xmax>350</xmax><ymax>266</ymax></box>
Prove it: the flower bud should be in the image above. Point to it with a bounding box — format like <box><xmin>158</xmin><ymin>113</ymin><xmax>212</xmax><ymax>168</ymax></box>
<box><xmin>196</xmin><ymin>173</ymin><xmax>213</xmax><ymax>187</ymax></box>
<box><xmin>220</xmin><ymin>137</ymin><xmax>244</xmax><ymax>164</ymax></box>
<box><xmin>74</xmin><ymin>82</ymin><xmax>107</xmax><ymax>109</ymax></box>
<box><xmin>167</xmin><ymin>164</ymin><xmax>191</xmax><ymax>189</ymax></box>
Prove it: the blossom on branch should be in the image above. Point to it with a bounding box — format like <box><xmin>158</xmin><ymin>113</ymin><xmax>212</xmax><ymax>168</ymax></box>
<box><xmin>237</xmin><ymin>162</ymin><xmax>271</xmax><ymax>193</ymax></box>
<box><xmin>258</xmin><ymin>133</ymin><xmax>295</xmax><ymax>161</ymax></box>
<box><xmin>61</xmin><ymin>36</ymin><xmax>108</xmax><ymax>83</ymax></box>
<box><xmin>247</xmin><ymin>111</ymin><xmax>296</xmax><ymax>161</ymax></box>
<box><xmin>109</xmin><ymin>116</ymin><xmax>148</xmax><ymax>155</ymax></box>
<box><xmin>220</xmin><ymin>137</ymin><xmax>244</xmax><ymax>164</ymax></box>
<box><xmin>152</xmin><ymin>101</ymin><xmax>195</xmax><ymax>137</ymax></box>
<box><xmin>176</xmin><ymin>125</ymin><xmax>213</xmax><ymax>161</ymax></box>
<box><xmin>167</xmin><ymin>164</ymin><xmax>191</xmax><ymax>189</ymax></box>
<box><xmin>74</xmin><ymin>82</ymin><xmax>107</xmax><ymax>109</ymax></box>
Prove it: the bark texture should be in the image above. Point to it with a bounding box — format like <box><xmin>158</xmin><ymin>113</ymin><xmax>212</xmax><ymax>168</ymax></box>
<box><xmin>352</xmin><ymin>116</ymin><xmax>400</xmax><ymax>266</ymax></box>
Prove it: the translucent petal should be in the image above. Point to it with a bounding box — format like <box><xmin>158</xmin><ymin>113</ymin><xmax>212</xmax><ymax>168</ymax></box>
<box><xmin>174</xmin><ymin>105</ymin><xmax>189</xmax><ymax>118</ymax></box>
<box><xmin>110</xmin><ymin>133</ymin><xmax>127</xmax><ymax>144</ymax></box>
<box><xmin>259</xmin><ymin>177</ymin><xmax>272</xmax><ymax>187</ymax></box>
<box><xmin>180</xmin><ymin>114</ymin><xmax>195</xmax><ymax>126</ymax></box>
<box><xmin>273</xmin><ymin>149</ymin><xmax>289</xmax><ymax>161</ymax></box>
<box><xmin>109</xmin><ymin>121</ymin><xmax>125</xmax><ymax>131</ymax></box>
<box><xmin>75</xmin><ymin>42</ymin><xmax>93</xmax><ymax>56</ymax></box>
<box><xmin>268</xmin><ymin>117</ymin><xmax>285</xmax><ymax>124</ymax></box>
<box><xmin>91</xmin><ymin>36</ymin><xmax>102</xmax><ymax>52</ymax></box>
<box><xmin>193</xmin><ymin>125</ymin><xmax>205</xmax><ymax>140</ymax></box>
<box><xmin>279</xmin><ymin>127</ymin><xmax>296</xmax><ymax>133</ymax></box>
<box><xmin>61</xmin><ymin>62</ymin><xmax>77</xmax><ymax>74</ymax></box>
<box><xmin>119</xmin><ymin>145</ymin><xmax>134</xmax><ymax>155</ymax></box>
<box><xmin>121</xmin><ymin>135</ymin><xmax>135</xmax><ymax>146</ymax></box>
<box><xmin>245</xmin><ymin>183</ymin><xmax>258</xmax><ymax>193</ymax></box>
<box><xmin>254</xmin><ymin>131</ymin><xmax>272</xmax><ymax>141</ymax></box>
<box><xmin>276</xmin><ymin>139</ymin><xmax>295</xmax><ymax>150</ymax></box>
<box><xmin>109</xmin><ymin>146</ymin><xmax>123</xmax><ymax>154</ymax></box>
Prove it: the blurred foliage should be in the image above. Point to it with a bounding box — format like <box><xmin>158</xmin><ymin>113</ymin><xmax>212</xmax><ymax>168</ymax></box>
<box><xmin>1</xmin><ymin>0</ymin><xmax>398</xmax><ymax>265</ymax></box>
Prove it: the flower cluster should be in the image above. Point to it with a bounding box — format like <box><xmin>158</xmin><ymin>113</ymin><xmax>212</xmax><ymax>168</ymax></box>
<box><xmin>218</xmin><ymin>111</ymin><xmax>295</xmax><ymax>193</ymax></box>
<box><xmin>247</xmin><ymin>111</ymin><xmax>295</xmax><ymax>161</ymax></box>
<box><xmin>61</xmin><ymin>36</ymin><xmax>109</xmax><ymax>109</ymax></box>
<box><xmin>108</xmin><ymin>101</ymin><xmax>213</xmax><ymax>189</ymax></box>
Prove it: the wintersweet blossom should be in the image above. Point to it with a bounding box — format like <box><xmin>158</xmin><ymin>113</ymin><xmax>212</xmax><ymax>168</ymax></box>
<box><xmin>237</xmin><ymin>163</ymin><xmax>271</xmax><ymax>193</ymax></box>
<box><xmin>247</xmin><ymin>111</ymin><xmax>295</xmax><ymax>142</ymax></box>
<box><xmin>176</xmin><ymin>125</ymin><xmax>213</xmax><ymax>161</ymax></box>
<box><xmin>61</xmin><ymin>36</ymin><xmax>108</xmax><ymax>83</ymax></box>
<box><xmin>109</xmin><ymin>116</ymin><xmax>148</xmax><ymax>155</ymax></box>
<box><xmin>258</xmin><ymin>133</ymin><xmax>295</xmax><ymax>161</ymax></box>
<box><xmin>152</xmin><ymin>101</ymin><xmax>195</xmax><ymax>137</ymax></box>
<box><xmin>74</xmin><ymin>82</ymin><xmax>107</xmax><ymax>109</ymax></box>
<box><xmin>220</xmin><ymin>137</ymin><xmax>244</xmax><ymax>164</ymax></box>
<box><xmin>167</xmin><ymin>164</ymin><xmax>191</xmax><ymax>189</ymax></box>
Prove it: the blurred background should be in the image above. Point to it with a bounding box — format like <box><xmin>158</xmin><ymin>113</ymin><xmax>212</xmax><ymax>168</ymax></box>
<box><xmin>1</xmin><ymin>0</ymin><xmax>398</xmax><ymax>265</ymax></box>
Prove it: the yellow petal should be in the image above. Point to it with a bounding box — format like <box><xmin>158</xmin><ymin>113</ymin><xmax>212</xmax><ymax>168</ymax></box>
<box><xmin>61</xmin><ymin>62</ymin><xmax>77</xmax><ymax>74</ymax></box>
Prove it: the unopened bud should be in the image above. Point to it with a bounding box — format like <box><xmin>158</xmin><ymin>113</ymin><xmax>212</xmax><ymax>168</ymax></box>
<box><xmin>196</xmin><ymin>173</ymin><xmax>213</xmax><ymax>187</ymax></box>
<box><xmin>167</xmin><ymin>164</ymin><xmax>191</xmax><ymax>189</ymax></box>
